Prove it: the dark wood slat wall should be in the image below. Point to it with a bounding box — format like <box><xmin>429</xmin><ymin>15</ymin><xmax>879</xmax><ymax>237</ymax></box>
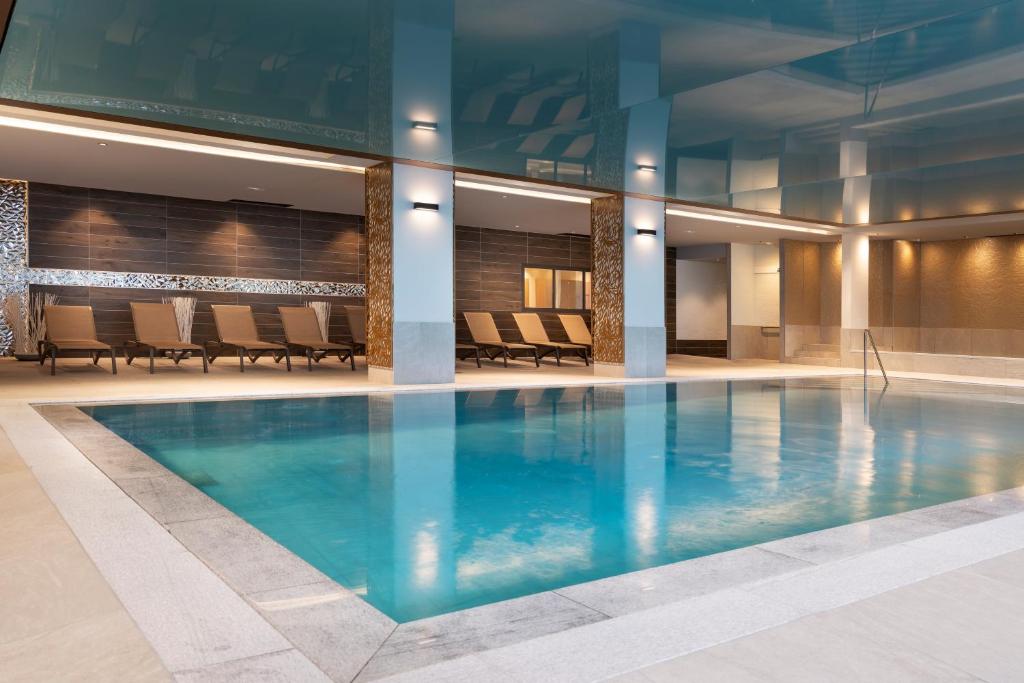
<box><xmin>454</xmin><ymin>225</ymin><xmax>593</xmax><ymax>344</ymax></box>
<box><xmin>666</xmin><ymin>246</ymin><xmax>678</xmax><ymax>355</ymax></box>
<box><xmin>27</xmin><ymin>183</ymin><xmax>366</xmax><ymax>281</ymax></box>
<box><xmin>26</xmin><ymin>183</ymin><xmax>681</xmax><ymax>353</ymax></box>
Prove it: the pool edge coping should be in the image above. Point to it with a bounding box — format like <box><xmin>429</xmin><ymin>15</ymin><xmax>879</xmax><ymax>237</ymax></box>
<box><xmin>27</xmin><ymin>390</ymin><xmax>1024</xmax><ymax>682</ymax></box>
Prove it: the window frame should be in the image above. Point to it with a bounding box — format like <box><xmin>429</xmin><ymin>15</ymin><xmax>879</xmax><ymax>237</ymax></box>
<box><xmin>521</xmin><ymin>264</ymin><xmax>591</xmax><ymax>312</ymax></box>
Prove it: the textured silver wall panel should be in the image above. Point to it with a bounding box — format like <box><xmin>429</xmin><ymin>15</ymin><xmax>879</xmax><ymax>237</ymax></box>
<box><xmin>24</xmin><ymin>268</ymin><xmax>366</xmax><ymax>298</ymax></box>
<box><xmin>0</xmin><ymin>180</ymin><xmax>29</xmax><ymax>354</ymax></box>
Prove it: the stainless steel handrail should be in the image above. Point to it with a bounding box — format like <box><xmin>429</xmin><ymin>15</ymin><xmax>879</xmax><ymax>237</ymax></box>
<box><xmin>863</xmin><ymin>329</ymin><xmax>890</xmax><ymax>386</ymax></box>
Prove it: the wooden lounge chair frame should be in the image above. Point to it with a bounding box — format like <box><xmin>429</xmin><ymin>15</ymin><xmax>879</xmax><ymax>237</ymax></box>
<box><xmin>40</xmin><ymin>305</ymin><xmax>117</xmax><ymax>376</ymax></box>
<box><xmin>463</xmin><ymin>312</ymin><xmax>539</xmax><ymax>367</ymax></box>
<box><xmin>512</xmin><ymin>312</ymin><xmax>589</xmax><ymax>366</ymax></box>
<box><xmin>278</xmin><ymin>306</ymin><xmax>356</xmax><ymax>371</ymax></box>
<box><xmin>557</xmin><ymin>313</ymin><xmax>593</xmax><ymax>358</ymax></box>
<box><xmin>205</xmin><ymin>304</ymin><xmax>291</xmax><ymax>372</ymax></box>
<box><xmin>123</xmin><ymin>302</ymin><xmax>208</xmax><ymax>374</ymax></box>
<box><xmin>456</xmin><ymin>343</ymin><xmax>481</xmax><ymax>368</ymax></box>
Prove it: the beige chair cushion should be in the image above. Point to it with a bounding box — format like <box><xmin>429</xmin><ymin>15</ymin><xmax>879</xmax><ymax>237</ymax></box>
<box><xmin>558</xmin><ymin>314</ymin><xmax>592</xmax><ymax>346</ymax></box>
<box><xmin>45</xmin><ymin>305</ymin><xmax>99</xmax><ymax>343</ymax></box>
<box><xmin>464</xmin><ymin>311</ymin><xmax>504</xmax><ymax>345</ymax></box>
<box><xmin>345</xmin><ymin>305</ymin><xmax>366</xmax><ymax>345</ymax></box>
<box><xmin>130</xmin><ymin>303</ymin><xmax>182</xmax><ymax>343</ymax></box>
<box><xmin>512</xmin><ymin>312</ymin><xmax>551</xmax><ymax>344</ymax></box>
<box><xmin>212</xmin><ymin>305</ymin><xmax>261</xmax><ymax>343</ymax></box>
<box><xmin>279</xmin><ymin>306</ymin><xmax>325</xmax><ymax>344</ymax></box>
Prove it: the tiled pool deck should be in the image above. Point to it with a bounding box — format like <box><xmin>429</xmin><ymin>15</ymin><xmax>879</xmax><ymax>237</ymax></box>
<box><xmin>5</xmin><ymin>355</ymin><xmax>1024</xmax><ymax>681</ymax></box>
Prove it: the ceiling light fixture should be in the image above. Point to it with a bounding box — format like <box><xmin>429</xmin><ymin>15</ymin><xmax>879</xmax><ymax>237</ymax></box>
<box><xmin>454</xmin><ymin>179</ymin><xmax>592</xmax><ymax>204</ymax></box>
<box><xmin>0</xmin><ymin>114</ymin><xmax>368</xmax><ymax>173</ymax></box>
<box><xmin>413</xmin><ymin>202</ymin><xmax>440</xmax><ymax>212</ymax></box>
<box><xmin>411</xmin><ymin>121</ymin><xmax>439</xmax><ymax>131</ymax></box>
<box><xmin>637</xmin><ymin>164</ymin><xmax>658</xmax><ymax>173</ymax></box>
<box><xmin>666</xmin><ymin>207</ymin><xmax>834</xmax><ymax>235</ymax></box>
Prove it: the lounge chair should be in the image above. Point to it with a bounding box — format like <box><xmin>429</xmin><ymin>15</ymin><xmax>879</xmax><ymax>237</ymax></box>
<box><xmin>124</xmin><ymin>302</ymin><xmax>208</xmax><ymax>374</ymax></box>
<box><xmin>206</xmin><ymin>304</ymin><xmax>291</xmax><ymax>372</ymax></box>
<box><xmin>456</xmin><ymin>343</ymin><xmax>481</xmax><ymax>368</ymax></box>
<box><xmin>463</xmin><ymin>311</ymin><xmax>539</xmax><ymax>367</ymax></box>
<box><xmin>558</xmin><ymin>314</ymin><xmax>593</xmax><ymax>358</ymax></box>
<box><xmin>512</xmin><ymin>312</ymin><xmax>589</xmax><ymax>366</ymax></box>
<box><xmin>278</xmin><ymin>306</ymin><xmax>357</xmax><ymax>371</ymax></box>
<box><xmin>344</xmin><ymin>305</ymin><xmax>366</xmax><ymax>355</ymax></box>
<box><xmin>40</xmin><ymin>305</ymin><xmax>117</xmax><ymax>376</ymax></box>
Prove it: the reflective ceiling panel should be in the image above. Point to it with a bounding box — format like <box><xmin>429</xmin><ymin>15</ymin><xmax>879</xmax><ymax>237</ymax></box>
<box><xmin>0</xmin><ymin>0</ymin><xmax>1020</xmax><ymax>224</ymax></box>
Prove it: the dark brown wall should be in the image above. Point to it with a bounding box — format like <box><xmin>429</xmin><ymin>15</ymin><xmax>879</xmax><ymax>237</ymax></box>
<box><xmin>454</xmin><ymin>225</ymin><xmax>593</xmax><ymax>344</ymax></box>
<box><xmin>28</xmin><ymin>183</ymin><xmax>365</xmax><ymax>281</ymax></box>
<box><xmin>27</xmin><ymin>182</ymin><xmax>678</xmax><ymax>353</ymax></box>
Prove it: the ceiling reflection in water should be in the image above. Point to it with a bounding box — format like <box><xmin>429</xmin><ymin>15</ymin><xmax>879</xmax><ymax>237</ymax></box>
<box><xmin>85</xmin><ymin>377</ymin><xmax>1024</xmax><ymax>621</ymax></box>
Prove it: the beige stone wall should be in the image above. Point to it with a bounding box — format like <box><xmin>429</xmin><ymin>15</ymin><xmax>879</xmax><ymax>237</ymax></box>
<box><xmin>730</xmin><ymin>325</ymin><xmax>780</xmax><ymax>360</ymax></box>
<box><xmin>869</xmin><ymin>235</ymin><xmax>1024</xmax><ymax>357</ymax></box>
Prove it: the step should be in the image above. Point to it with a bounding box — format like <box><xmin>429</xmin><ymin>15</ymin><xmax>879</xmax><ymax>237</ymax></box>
<box><xmin>795</xmin><ymin>348</ymin><xmax>840</xmax><ymax>359</ymax></box>
<box><xmin>790</xmin><ymin>356</ymin><xmax>839</xmax><ymax>366</ymax></box>
<box><xmin>804</xmin><ymin>343</ymin><xmax>840</xmax><ymax>352</ymax></box>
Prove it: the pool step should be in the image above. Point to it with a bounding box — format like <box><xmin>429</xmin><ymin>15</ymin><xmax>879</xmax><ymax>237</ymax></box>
<box><xmin>791</xmin><ymin>342</ymin><xmax>841</xmax><ymax>366</ymax></box>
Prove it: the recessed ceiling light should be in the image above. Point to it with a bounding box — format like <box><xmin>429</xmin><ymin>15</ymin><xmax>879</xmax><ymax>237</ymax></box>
<box><xmin>97</xmin><ymin>142</ymin><xmax>108</xmax><ymax>147</ymax></box>
<box><xmin>247</xmin><ymin>186</ymin><xmax>264</xmax><ymax>192</ymax></box>
<box><xmin>685</xmin><ymin>229</ymin><xmax>695</xmax><ymax>234</ymax></box>
<box><xmin>667</xmin><ymin>207</ymin><xmax>833</xmax><ymax>235</ymax></box>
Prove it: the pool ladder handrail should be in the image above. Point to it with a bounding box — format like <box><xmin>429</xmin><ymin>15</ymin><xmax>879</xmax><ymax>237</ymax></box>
<box><xmin>863</xmin><ymin>328</ymin><xmax>890</xmax><ymax>386</ymax></box>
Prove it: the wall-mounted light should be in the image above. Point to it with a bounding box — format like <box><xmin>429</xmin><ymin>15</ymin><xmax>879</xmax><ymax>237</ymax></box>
<box><xmin>411</xmin><ymin>121</ymin><xmax>438</xmax><ymax>131</ymax></box>
<box><xmin>636</xmin><ymin>164</ymin><xmax>658</xmax><ymax>173</ymax></box>
<box><xmin>636</xmin><ymin>228</ymin><xmax>658</xmax><ymax>237</ymax></box>
<box><xmin>413</xmin><ymin>202</ymin><xmax>440</xmax><ymax>212</ymax></box>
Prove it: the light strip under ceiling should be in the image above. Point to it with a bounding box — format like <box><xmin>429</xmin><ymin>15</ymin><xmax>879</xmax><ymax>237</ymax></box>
<box><xmin>0</xmin><ymin>114</ymin><xmax>368</xmax><ymax>173</ymax></box>
<box><xmin>454</xmin><ymin>179</ymin><xmax>592</xmax><ymax>204</ymax></box>
<box><xmin>666</xmin><ymin>207</ymin><xmax>835</xmax><ymax>235</ymax></box>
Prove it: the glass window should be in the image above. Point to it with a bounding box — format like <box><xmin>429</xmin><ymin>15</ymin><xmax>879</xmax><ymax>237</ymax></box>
<box><xmin>555</xmin><ymin>270</ymin><xmax>584</xmax><ymax>309</ymax></box>
<box><xmin>523</xmin><ymin>267</ymin><xmax>553</xmax><ymax>308</ymax></box>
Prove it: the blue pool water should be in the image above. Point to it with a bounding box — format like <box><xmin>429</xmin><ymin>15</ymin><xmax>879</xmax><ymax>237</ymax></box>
<box><xmin>84</xmin><ymin>378</ymin><xmax>1024</xmax><ymax>622</ymax></box>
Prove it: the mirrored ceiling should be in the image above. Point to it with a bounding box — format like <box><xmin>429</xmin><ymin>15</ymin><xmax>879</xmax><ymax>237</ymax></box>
<box><xmin>1</xmin><ymin>0</ymin><xmax>1021</xmax><ymax>224</ymax></box>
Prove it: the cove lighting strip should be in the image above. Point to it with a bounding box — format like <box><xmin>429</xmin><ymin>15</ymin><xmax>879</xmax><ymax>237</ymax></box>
<box><xmin>665</xmin><ymin>207</ymin><xmax>835</xmax><ymax>235</ymax></box>
<box><xmin>0</xmin><ymin>115</ymin><xmax>368</xmax><ymax>173</ymax></box>
<box><xmin>454</xmin><ymin>179</ymin><xmax>592</xmax><ymax>204</ymax></box>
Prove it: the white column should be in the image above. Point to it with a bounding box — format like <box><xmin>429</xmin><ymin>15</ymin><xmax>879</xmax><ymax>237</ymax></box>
<box><xmin>622</xmin><ymin>197</ymin><xmax>666</xmax><ymax>377</ymax></box>
<box><xmin>841</xmin><ymin>233</ymin><xmax>870</xmax><ymax>365</ymax></box>
<box><xmin>840</xmin><ymin>129</ymin><xmax>871</xmax><ymax>225</ymax></box>
<box><xmin>389</xmin><ymin>164</ymin><xmax>455</xmax><ymax>385</ymax></box>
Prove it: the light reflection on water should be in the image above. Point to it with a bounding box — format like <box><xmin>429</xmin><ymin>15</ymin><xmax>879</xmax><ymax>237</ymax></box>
<box><xmin>85</xmin><ymin>378</ymin><xmax>1024</xmax><ymax>622</ymax></box>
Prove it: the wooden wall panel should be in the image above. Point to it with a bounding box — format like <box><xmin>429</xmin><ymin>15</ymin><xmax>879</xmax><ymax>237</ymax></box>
<box><xmin>819</xmin><ymin>241</ymin><xmax>842</xmax><ymax>327</ymax></box>
<box><xmin>591</xmin><ymin>195</ymin><xmax>625</xmax><ymax>365</ymax></box>
<box><xmin>364</xmin><ymin>163</ymin><xmax>393</xmax><ymax>370</ymax></box>
<box><xmin>27</xmin><ymin>184</ymin><xmax>366</xmax><ymax>281</ymax></box>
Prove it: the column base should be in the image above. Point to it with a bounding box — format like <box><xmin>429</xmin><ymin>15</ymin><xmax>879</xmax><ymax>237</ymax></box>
<box><xmin>594</xmin><ymin>326</ymin><xmax>667</xmax><ymax>378</ymax></box>
<box><xmin>389</xmin><ymin>320</ymin><xmax>455</xmax><ymax>385</ymax></box>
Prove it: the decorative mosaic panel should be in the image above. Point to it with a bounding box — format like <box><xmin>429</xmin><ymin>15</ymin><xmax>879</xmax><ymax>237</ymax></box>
<box><xmin>365</xmin><ymin>163</ymin><xmax>394</xmax><ymax>370</ymax></box>
<box><xmin>591</xmin><ymin>195</ymin><xmax>625</xmax><ymax>365</ymax></box>
<box><xmin>0</xmin><ymin>179</ymin><xmax>29</xmax><ymax>354</ymax></box>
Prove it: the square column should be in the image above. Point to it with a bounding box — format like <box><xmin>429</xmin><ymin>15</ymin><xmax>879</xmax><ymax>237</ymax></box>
<box><xmin>592</xmin><ymin>195</ymin><xmax>666</xmax><ymax>378</ymax></box>
<box><xmin>840</xmin><ymin>233</ymin><xmax>870</xmax><ymax>366</ymax></box>
<box><xmin>366</xmin><ymin>162</ymin><xmax>455</xmax><ymax>384</ymax></box>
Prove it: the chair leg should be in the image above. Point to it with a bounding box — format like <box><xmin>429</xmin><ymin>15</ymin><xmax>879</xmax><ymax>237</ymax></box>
<box><xmin>238</xmin><ymin>348</ymin><xmax>245</xmax><ymax>373</ymax></box>
<box><xmin>110</xmin><ymin>349</ymin><xmax>117</xmax><ymax>375</ymax></box>
<box><xmin>349</xmin><ymin>349</ymin><xmax>355</xmax><ymax>371</ymax></box>
<box><xmin>475</xmin><ymin>348</ymin><xmax>481</xmax><ymax>368</ymax></box>
<box><xmin>533</xmin><ymin>349</ymin><xmax>540</xmax><ymax>367</ymax></box>
<box><xmin>284</xmin><ymin>349</ymin><xmax>292</xmax><ymax>372</ymax></box>
<box><xmin>582</xmin><ymin>348</ymin><xmax>589</xmax><ymax>366</ymax></box>
<box><xmin>91</xmin><ymin>351</ymin><xmax>100</xmax><ymax>365</ymax></box>
<box><xmin>555</xmin><ymin>348</ymin><xmax>561</xmax><ymax>367</ymax></box>
<box><xmin>503</xmin><ymin>349</ymin><xmax>508</xmax><ymax>368</ymax></box>
<box><xmin>306</xmin><ymin>349</ymin><xmax>313</xmax><ymax>372</ymax></box>
<box><xmin>201</xmin><ymin>348</ymin><xmax>209</xmax><ymax>373</ymax></box>
<box><xmin>149</xmin><ymin>348</ymin><xmax>155</xmax><ymax>374</ymax></box>
<box><xmin>50</xmin><ymin>348</ymin><xmax>56</xmax><ymax>376</ymax></box>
